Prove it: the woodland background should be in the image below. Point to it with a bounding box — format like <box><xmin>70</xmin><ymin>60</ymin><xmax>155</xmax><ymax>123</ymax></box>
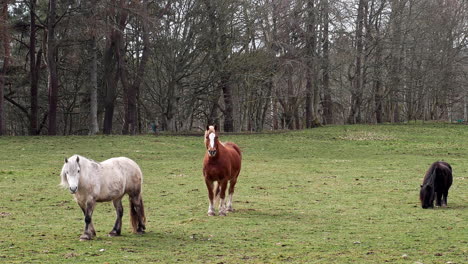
<box><xmin>0</xmin><ymin>0</ymin><xmax>467</xmax><ymax>136</ymax></box>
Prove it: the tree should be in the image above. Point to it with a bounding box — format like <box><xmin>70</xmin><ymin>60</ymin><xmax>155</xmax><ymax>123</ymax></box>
<box><xmin>87</xmin><ymin>0</ymin><xmax>99</xmax><ymax>135</ymax></box>
<box><xmin>348</xmin><ymin>0</ymin><xmax>366</xmax><ymax>124</ymax></box>
<box><xmin>305</xmin><ymin>0</ymin><xmax>318</xmax><ymax>128</ymax></box>
<box><xmin>46</xmin><ymin>0</ymin><xmax>59</xmax><ymax>135</ymax></box>
<box><xmin>102</xmin><ymin>0</ymin><xmax>128</xmax><ymax>135</ymax></box>
<box><xmin>321</xmin><ymin>0</ymin><xmax>332</xmax><ymax>125</ymax></box>
<box><xmin>29</xmin><ymin>0</ymin><xmax>42</xmax><ymax>135</ymax></box>
<box><xmin>0</xmin><ymin>0</ymin><xmax>9</xmax><ymax>135</ymax></box>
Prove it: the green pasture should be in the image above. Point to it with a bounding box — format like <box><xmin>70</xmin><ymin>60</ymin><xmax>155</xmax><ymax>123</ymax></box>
<box><xmin>0</xmin><ymin>123</ymin><xmax>466</xmax><ymax>263</ymax></box>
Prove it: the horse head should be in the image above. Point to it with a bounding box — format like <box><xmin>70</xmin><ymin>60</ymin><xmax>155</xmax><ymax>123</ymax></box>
<box><xmin>61</xmin><ymin>155</ymin><xmax>81</xmax><ymax>194</ymax></box>
<box><xmin>420</xmin><ymin>183</ymin><xmax>435</xmax><ymax>209</ymax></box>
<box><xmin>205</xmin><ymin>125</ymin><xmax>219</xmax><ymax>157</ymax></box>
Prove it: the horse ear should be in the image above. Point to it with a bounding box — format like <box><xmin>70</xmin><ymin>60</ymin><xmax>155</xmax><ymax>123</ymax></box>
<box><xmin>214</xmin><ymin>125</ymin><xmax>218</xmax><ymax>131</ymax></box>
<box><xmin>76</xmin><ymin>156</ymin><xmax>80</xmax><ymax>163</ymax></box>
<box><xmin>206</xmin><ymin>125</ymin><xmax>210</xmax><ymax>131</ymax></box>
<box><xmin>65</xmin><ymin>157</ymin><xmax>68</xmax><ymax>163</ymax></box>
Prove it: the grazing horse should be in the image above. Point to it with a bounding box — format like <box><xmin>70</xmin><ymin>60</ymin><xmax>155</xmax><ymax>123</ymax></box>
<box><xmin>60</xmin><ymin>155</ymin><xmax>146</xmax><ymax>240</ymax></box>
<box><xmin>203</xmin><ymin>125</ymin><xmax>242</xmax><ymax>216</ymax></box>
<box><xmin>420</xmin><ymin>161</ymin><xmax>453</xmax><ymax>209</ymax></box>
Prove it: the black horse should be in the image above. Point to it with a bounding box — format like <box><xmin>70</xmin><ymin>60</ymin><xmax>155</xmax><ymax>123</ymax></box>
<box><xmin>420</xmin><ymin>161</ymin><xmax>453</xmax><ymax>209</ymax></box>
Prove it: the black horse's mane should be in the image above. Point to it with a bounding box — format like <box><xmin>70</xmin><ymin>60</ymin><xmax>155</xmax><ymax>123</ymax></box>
<box><xmin>423</xmin><ymin>163</ymin><xmax>437</xmax><ymax>187</ymax></box>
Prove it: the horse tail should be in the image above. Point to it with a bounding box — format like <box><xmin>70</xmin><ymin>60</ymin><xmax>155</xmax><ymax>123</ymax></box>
<box><xmin>129</xmin><ymin>192</ymin><xmax>146</xmax><ymax>234</ymax></box>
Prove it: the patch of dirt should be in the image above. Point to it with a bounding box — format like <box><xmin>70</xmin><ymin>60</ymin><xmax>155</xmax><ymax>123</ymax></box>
<box><xmin>64</xmin><ymin>252</ymin><xmax>79</xmax><ymax>258</ymax></box>
<box><xmin>0</xmin><ymin>212</ymin><xmax>11</xmax><ymax>217</ymax></box>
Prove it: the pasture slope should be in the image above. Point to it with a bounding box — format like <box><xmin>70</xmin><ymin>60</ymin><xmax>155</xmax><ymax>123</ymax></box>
<box><xmin>0</xmin><ymin>123</ymin><xmax>466</xmax><ymax>264</ymax></box>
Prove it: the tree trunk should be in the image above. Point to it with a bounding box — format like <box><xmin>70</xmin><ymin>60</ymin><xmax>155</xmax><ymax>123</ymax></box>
<box><xmin>348</xmin><ymin>0</ymin><xmax>365</xmax><ymax>124</ymax></box>
<box><xmin>164</xmin><ymin>81</ymin><xmax>177</xmax><ymax>131</ymax></box>
<box><xmin>0</xmin><ymin>0</ymin><xmax>10</xmax><ymax>135</ymax></box>
<box><xmin>389</xmin><ymin>0</ymin><xmax>406</xmax><ymax>123</ymax></box>
<box><xmin>374</xmin><ymin>59</ymin><xmax>383</xmax><ymax>123</ymax></box>
<box><xmin>208</xmin><ymin>98</ymin><xmax>219</xmax><ymax>127</ymax></box>
<box><xmin>272</xmin><ymin>96</ymin><xmax>278</xmax><ymax>130</ymax></box>
<box><xmin>464</xmin><ymin>89</ymin><xmax>468</xmax><ymax>122</ymax></box>
<box><xmin>47</xmin><ymin>0</ymin><xmax>59</xmax><ymax>135</ymax></box>
<box><xmin>88</xmin><ymin>0</ymin><xmax>99</xmax><ymax>135</ymax></box>
<box><xmin>123</xmin><ymin>9</ymin><xmax>150</xmax><ymax>135</ymax></box>
<box><xmin>321</xmin><ymin>0</ymin><xmax>332</xmax><ymax>125</ymax></box>
<box><xmin>305</xmin><ymin>0</ymin><xmax>316</xmax><ymax>128</ymax></box>
<box><xmin>89</xmin><ymin>35</ymin><xmax>99</xmax><ymax>135</ymax></box>
<box><xmin>102</xmin><ymin>0</ymin><xmax>128</xmax><ymax>135</ymax></box>
<box><xmin>0</xmin><ymin>60</ymin><xmax>3</xmax><ymax>136</ymax></box>
<box><xmin>221</xmin><ymin>73</ymin><xmax>234</xmax><ymax>132</ymax></box>
<box><xmin>305</xmin><ymin>75</ymin><xmax>313</xmax><ymax>128</ymax></box>
<box><xmin>102</xmin><ymin>31</ymin><xmax>118</xmax><ymax>135</ymax></box>
<box><xmin>29</xmin><ymin>0</ymin><xmax>39</xmax><ymax>135</ymax></box>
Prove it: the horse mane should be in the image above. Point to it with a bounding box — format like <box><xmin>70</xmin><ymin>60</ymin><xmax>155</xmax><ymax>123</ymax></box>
<box><xmin>423</xmin><ymin>162</ymin><xmax>438</xmax><ymax>187</ymax></box>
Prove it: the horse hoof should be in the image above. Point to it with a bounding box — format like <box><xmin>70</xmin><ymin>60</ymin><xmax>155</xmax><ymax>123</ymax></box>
<box><xmin>219</xmin><ymin>211</ymin><xmax>227</xmax><ymax>216</ymax></box>
<box><xmin>108</xmin><ymin>231</ymin><xmax>120</xmax><ymax>237</ymax></box>
<box><xmin>136</xmin><ymin>230</ymin><xmax>145</xmax><ymax>235</ymax></box>
<box><xmin>79</xmin><ymin>235</ymin><xmax>91</xmax><ymax>241</ymax></box>
<box><xmin>207</xmin><ymin>212</ymin><xmax>216</xmax><ymax>216</ymax></box>
<box><xmin>227</xmin><ymin>207</ymin><xmax>234</xmax><ymax>212</ymax></box>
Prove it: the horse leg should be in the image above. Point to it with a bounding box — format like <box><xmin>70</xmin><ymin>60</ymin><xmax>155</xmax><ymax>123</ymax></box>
<box><xmin>435</xmin><ymin>192</ymin><xmax>443</xmax><ymax>207</ymax></box>
<box><xmin>218</xmin><ymin>180</ymin><xmax>229</xmax><ymax>216</ymax></box>
<box><xmin>80</xmin><ymin>201</ymin><xmax>96</xmax><ymax>241</ymax></box>
<box><xmin>214</xmin><ymin>182</ymin><xmax>221</xmax><ymax>207</ymax></box>
<box><xmin>227</xmin><ymin>178</ymin><xmax>238</xmax><ymax>212</ymax></box>
<box><xmin>109</xmin><ymin>198</ymin><xmax>123</xmax><ymax>236</ymax></box>
<box><xmin>442</xmin><ymin>191</ymin><xmax>449</xmax><ymax>207</ymax></box>
<box><xmin>205</xmin><ymin>179</ymin><xmax>216</xmax><ymax>216</ymax></box>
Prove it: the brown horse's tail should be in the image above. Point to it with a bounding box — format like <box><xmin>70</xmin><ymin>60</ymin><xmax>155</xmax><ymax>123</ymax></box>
<box><xmin>129</xmin><ymin>193</ymin><xmax>146</xmax><ymax>234</ymax></box>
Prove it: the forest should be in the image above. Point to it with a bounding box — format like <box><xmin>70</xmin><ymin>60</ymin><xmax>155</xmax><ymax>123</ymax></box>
<box><xmin>0</xmin><ymin>0</ymin><xmax>467</xmax><ymax>135</ymax></box>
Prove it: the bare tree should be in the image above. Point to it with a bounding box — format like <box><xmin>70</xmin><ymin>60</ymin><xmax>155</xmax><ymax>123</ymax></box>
<box><xmin>0</xmin><ymin>0</ymin><xmax>9</xmax><ymax>135</ymax></box>
<box><xmin>321</xmin><ymin>0</ymin><xmax>332</xmax><ymax>125</ymax></box>
<box><xmin>305</xmin><ymin>0</ymin><xmax>318</xmax><ymax>128</ymax></box>
<box><xmin>87</xmin><ymin>0</ymin><xmax>99</xmax><ymax>135</ymax></box>
<box><xmin>46</xmin><ymin>0</ymin><xmax>59</xmax><ymax>135</ymax></box>
<box><xmin>29</xmin><ymin>0</ymin><xmax>42</xmax><ymax>135</ymax></box>
<box><xmin>348</xmin><ymin>0</ymin><xmax>366</xmax><ymax>124</ymax></box>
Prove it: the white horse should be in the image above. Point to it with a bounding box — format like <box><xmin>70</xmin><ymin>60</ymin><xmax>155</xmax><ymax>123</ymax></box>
<box><xmin>60</xmin><ymin>155</ymin><xmax>146</xmax><ymax>240</ymax></box>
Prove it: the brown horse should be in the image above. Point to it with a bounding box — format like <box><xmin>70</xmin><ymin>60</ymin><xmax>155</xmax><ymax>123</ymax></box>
<box><xmin>203</xmin><ymin>125</ymin><xmax>242</xmax><ymax>216</ymax></box>
<box><xmin>420</xmin><ymin>161</ymin><xmax>453</xmax><ymax>209</ymax></box>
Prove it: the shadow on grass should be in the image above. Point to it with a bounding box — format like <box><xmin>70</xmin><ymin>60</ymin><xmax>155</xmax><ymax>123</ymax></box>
<box><xmin>444</xmin><ymin>203</ymin><xmax>468</xmax><ymax>210</ymax></box>
<box><xmin>232</xmin><ymin>207</ymin><xmax>315</xmax><ymax>222</ymax></box>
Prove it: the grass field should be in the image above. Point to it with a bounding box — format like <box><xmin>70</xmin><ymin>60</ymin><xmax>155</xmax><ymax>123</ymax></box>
<box><xmin>0</xmin><ymin>123</ymin><xmax>467</xmax><ymax>263</ymax></box>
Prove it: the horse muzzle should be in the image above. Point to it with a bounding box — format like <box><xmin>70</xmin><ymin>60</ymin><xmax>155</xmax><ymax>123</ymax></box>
<box><xmin>208</xmin><ymin>150</ymin><xmax>217</xmax><ymax>157</ymax></box>
<box><xmin>69</xmin><ymin>186</ymin><xmax>78</xmax><ymax>194</ymax></box>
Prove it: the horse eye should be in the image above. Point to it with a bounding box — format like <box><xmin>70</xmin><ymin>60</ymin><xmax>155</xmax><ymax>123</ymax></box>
<box><xmin>78</xmin><ymin>170</ymin><xmax>80</xmax><ymax>173</ymax></box>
